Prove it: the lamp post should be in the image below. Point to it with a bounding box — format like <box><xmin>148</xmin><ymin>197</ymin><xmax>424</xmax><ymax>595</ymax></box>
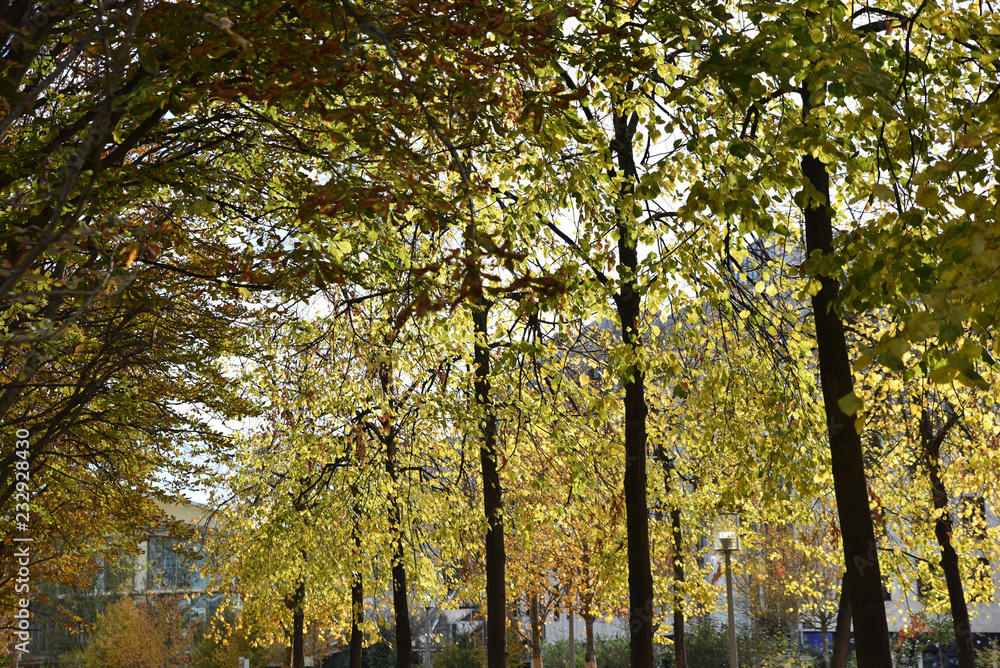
<box><xmin>714</xmin><ymin>514</ymin><xmax>740</xmax><ymax>668</ymax></box>
<box><xmin>425</xmin><ymin>606</ymin><xmax>432</xmax><ymax>668</ymax></box>
<box><xmin>568</xmin><ymin>608</ymin><xmax>575</xmax><ymax>668</ymax></box>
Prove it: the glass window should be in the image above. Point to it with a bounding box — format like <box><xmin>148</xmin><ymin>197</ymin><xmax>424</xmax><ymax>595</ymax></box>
<box><xmin>961</xmin><ymin>496</ymin><xmax>988</xmax><ymax>540</ymax></box>
<box><xmin>146</xmin><ymin>536</ymin><xmax>206</xmax><ymax>591</ymax></box>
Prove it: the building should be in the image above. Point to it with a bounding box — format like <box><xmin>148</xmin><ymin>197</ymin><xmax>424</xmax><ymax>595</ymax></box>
<box><xmin>24</xmin><ymin>500</ymin><xmax>221</xmax><ymax>665</ymax></box>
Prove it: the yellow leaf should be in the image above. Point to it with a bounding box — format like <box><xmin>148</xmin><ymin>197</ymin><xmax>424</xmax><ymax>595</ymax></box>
<box><xmin>956</xmin><ymin>133</ymin><xmax>982</xmax><ymax>149</ymax></box>
<box><xmin>121</xmin><ymin>243</ymin><xmax>140</xmax><ymax>268</ymax></box>
<box><xmin>872</xmin><ymin>183</ymin><xmax>894</xmax><ymax>201</ymax></box>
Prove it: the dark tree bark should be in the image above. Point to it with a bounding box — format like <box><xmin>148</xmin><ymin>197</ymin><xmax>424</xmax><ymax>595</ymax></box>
<box><xmin>831</xmin><ymin>573</ymin><xmax>852</xmax><ymax>668</ymax></box>
<box><xmin>670</xmin><ymin>507</ymin><xmax>688</xmax><ymax>668</ymax></box>
<box><xmin>389</xmin><ymin>491</ymin><xmax>414</xmax><ymax>668</ymax></box>
<box><xmin>379</xmin><ymin>359</ymin><xmax>414</xmax><ymax>668</ymax></box>
<box><xmin>473</xmin><ymin>301</ymin><xmax>507</xmax><ymax>668</ymax></box>
<box><xmin>611</xmin><ymin>93</ymin><xmax>655</xmax><ymax>668</ymax></box>
<box><xmin>284</xmin><ymin>581</ymin><xmax>306</xmax><ymax>668</ymax></box>
<box><xmin>583</xmin><ymin>613</ymin><xmax>597</xmax><ymax>668</ymax></box>
<box><xmin>800</xmin><ymin>84</ymin><xmax>892</xmax><ymax>668</ymax></box>
<box><xmin>920</xmin><ymin>409</ymin><xmax>974</xmax><ymax>668</ymax></box>
<box><xmin>654</xmin><ymin>449</ymin><xmax>687</xmax><ymax>668</ymax></box>
<box><xmin>531</xmin><ymin>594</ymin><xmax>543</xmax><ymax>668</ymax></box>
<box><xmin>351</xmin><ymin>500</ymin><xmax>364</xmax><ymax>668</ymax></box>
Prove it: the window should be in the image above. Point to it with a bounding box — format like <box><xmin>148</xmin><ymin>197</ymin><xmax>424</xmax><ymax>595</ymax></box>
<box><xmin>96</xmin><ymin>555</ymin><xmax>136</xmax><ymax>594</ymax></box>
<box><xmin>976</xmin><ymin>557</ymin><xmax>992</xmax><ymax>587</ymax></box>
<box><xmin>146</xmin><ymin>537</ymin><xmax>205</xmax><ymax>591</ymax></box>
<box><xmin>961</xmin><ymin>496</ymin><xmax>988</xmax><ymax>540</ymax></box>
<box><xmin>881</xmin><ymin>576</ymin><xmax>892</xmax><ymax>601</ymax></box>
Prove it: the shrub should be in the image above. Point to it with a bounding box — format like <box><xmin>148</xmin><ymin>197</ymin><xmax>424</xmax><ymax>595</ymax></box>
<box><xmin>437</xmin><ymin>634</ymin><xmax>483</xmax><ymax>668</ymax></box>
<box><xmin>678</xmin><ymin>618</ymin><xmax>813</xmax><ymax>668</ymax></box>
<box><xmin>83</xmin><ymin>595</ymin><xmax>189</xmax><ymax>668</ymax></box>
<box><xmin>543</xmin><ymin>633</ymin><xmax>630</xmax><ymax>668</ymax></box>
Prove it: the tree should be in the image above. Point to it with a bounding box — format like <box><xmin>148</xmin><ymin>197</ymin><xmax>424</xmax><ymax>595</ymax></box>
<box><xmin>677</xmin><ymin>1</ymin><xmax>1000</xmax><ymax>664</ymax></box>
<box><xmin>502</xmin><ymin>332</ymin><xmax>630</xmax><ymax>668</ymax></box>
<box><xmin>205</xmin><ymin>316</ymin><xmax>361</xmax><ymax>666</ymax></box>
<box><xmin>1</xmin><ymin>0</ymin><xmax>308</xmax><ymax>625</ymax></box>
<box><xmin>192</xmin><ymin>609</ymin><xmax>275</xmax><ymax>668</ymax></box>
<box><xmin>733</xmin><ymin>522</ymin><xmax>843</xmax><ymax>664</ymax></box>
<box><xmin>8</xmin><ymin>3</ymin><xmax>1000</xmax><ymax>668</ymax></box>
<box><xmin>856</xmin><ymin>339</ymin><xmax>1000</xmax><ymax>668</ymax></box>
<box><xmin>83</xmin><ymin>595</ymin><xmax>190</xmax><ymax>668</ymax></box>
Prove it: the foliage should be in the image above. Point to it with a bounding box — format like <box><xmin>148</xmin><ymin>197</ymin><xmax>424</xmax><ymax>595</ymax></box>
<box><xmin>543</xmin><ymin>634</ymin><xmax>631</xmax><ymax>668</ymax></box>
<box><xmin>83</xmin><ymin>595</ymin><xmax>190</xmax><ymax>668</ymax></box>
<box><xmin>326</xmin><ymin>627</ymin><xmax>398</xmax><ymax>668</ymax></box>
<box><xmin>734</xmin><ymin>524</ymin><xmax>842</xmax><ymax>638</ymax></box>
<box><xmin>976</xmin><ymin>638</ymin><xmax>1000</xmax><ymax>668</ymax></box>
<box><xmin>892</xmin><ymin>613</ymin><xmax>955</xmax><ymax>668</ymax></box>
<box><xmin>5</xmin><ymin>0</ymin><xmax>1000</xmax><ymax>663</ymax></box>
<box><xmin>191</xmin><ymin>609</ymin><xmax>274</xmax><ymax>668</ymax></box>
<box><xmin>680</xmin><ymin>619</ymin><xmax>811</xmax><ymax>668</ymax></box>
<box><xmin>368</xmin><ymin>637</ymin><xmax>398</xmax><ymax>668</ymax></box>
<box><xmin>437</xmin><ymin>634</ymin><xmax>484</xmax><ymax>668</ymax></box>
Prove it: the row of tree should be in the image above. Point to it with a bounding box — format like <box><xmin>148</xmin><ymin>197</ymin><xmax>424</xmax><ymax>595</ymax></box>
<box><xmin>2</xmin><ymin>0</ymin><xmax>998</xmax><ymax>667</ymax></box>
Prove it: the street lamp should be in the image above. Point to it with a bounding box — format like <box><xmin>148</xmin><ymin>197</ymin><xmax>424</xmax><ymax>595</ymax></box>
<box><xmin>714</xmin><ymin>513</ymin><xmax>740</xmax><ymax>668</ymax></box>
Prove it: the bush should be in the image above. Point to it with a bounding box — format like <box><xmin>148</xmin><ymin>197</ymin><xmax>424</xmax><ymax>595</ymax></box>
<box><xmin>326</xmin><ymin>627</ymin><xmax>397</xmax><ymax>668</ymax></box>
<box><xmin>191</xmin><ymin>610</ymin><xmax>271</xmax><ymax>668</ymax></box>
<box><xmin>678</xmin><ymin>619</ymin><xmax>814</xmax><ymax>668</ymax></box>
<box><xmin>977</xmin><ymin>638</ymin><xmax>1000</xmax><ymax>668</ymax></box>
<box><xmin>83</xmin><ymin>595</ymin><xmax>190</xmax><ymax>668</ymax></box>
<box><xmin>543</xmin><ymin>633</ymin><xmax>630</xmax><ymax>668</ymax></box>
<box><xmin>680</xmin><ymin>619</ymin><xmax>729</xmax><ymax>668</ymax></box>
<box><xmin>437</xmin><ymin>634</ymin><xmax>483</xmax><ymax>668</ymax></box>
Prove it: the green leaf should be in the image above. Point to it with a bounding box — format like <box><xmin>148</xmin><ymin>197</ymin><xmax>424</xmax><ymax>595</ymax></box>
<box><xmin>915</xmin><ymin>184</ymin><xmax>939</xmax><ymax>208</ymax></box>
<box><xmin>837</xmin><ymin>392</ymin><xmax>864</xmax><ymax>416</ymax></box>
<box><xmin>872</xmin><ymin>184</ymin><xmax>895</xmax><ymax>201</ymax></box>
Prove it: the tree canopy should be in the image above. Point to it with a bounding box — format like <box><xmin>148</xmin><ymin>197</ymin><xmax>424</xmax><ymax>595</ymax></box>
<box><xmin>3</xmin><ymin>1</ymin><xmax>999</xmax><ymax>667</ymax></box>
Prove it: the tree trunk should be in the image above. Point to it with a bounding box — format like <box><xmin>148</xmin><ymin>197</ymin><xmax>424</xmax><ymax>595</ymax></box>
<box><xmin>293</xmin><ymin>600</ymin><xmax>305</xmax><ymax>668</ymax></box>
<box><xmin>671</xmin><ymin>505</ymin><xmax>687</xmax><ymax>668</ymax></box>
<box><xmin>474</xmin><ymin>301</ymin><xmax>507</xmax><ymax>668</ymax></box>
<box><xmin>654</xmin><ymin>450</ymin><xmax>688</xmax><ymax>668</ymax></box>
<box><xmin>389</xmin><ymin>463</ymin><xmax>414</xmax><ymax>668</ymax></box>
<box><xmin>351</xmin><ymin>500</ymin><xmax>364</xmax><ymax>668</ymax></box>
<box><xmin>799</xmin><ymin>83</ymin><xmax>892</xmax><ymax>668</ymax></box>
<box><xmin>611</xmin><ymin>96</ymin><xmax>654</xmax><ymax>668</ymax></box>
<box><xmin>381</xmin><ymin>359</ymin><xmax>414</xmax><ymax>668</ymax></box>
<box><xmin>531</xmin><ymin>594</ymin><xmax>543</xmax><ymax>668</ymax></box>
<box><xmin>569</xmin><ymin>609</ymin><xmax>575</xmax><ymax>668</ymax></box>
<box><xmin>820</xmin><ymin>618</ymin><xmax>830</xmax><ymax>668</ymax></box>
<box><xmin>921</xmin><ymin>409</ymin><xmax>974</xmax><ymax>668</ymax></box>
<box><xmin>284</xmin><ymin>581</ymin><xmax>306</xmax><ymax>668</ymax></box>
<box><xmin>583</xmin><ymin>613</ymin><xmax>597</xmax><ymax>668</ymax></box>
<box><xmin>831</xmin><ymin>573</ymin><xmax>851</xmax><ymax>668</ymax></box>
